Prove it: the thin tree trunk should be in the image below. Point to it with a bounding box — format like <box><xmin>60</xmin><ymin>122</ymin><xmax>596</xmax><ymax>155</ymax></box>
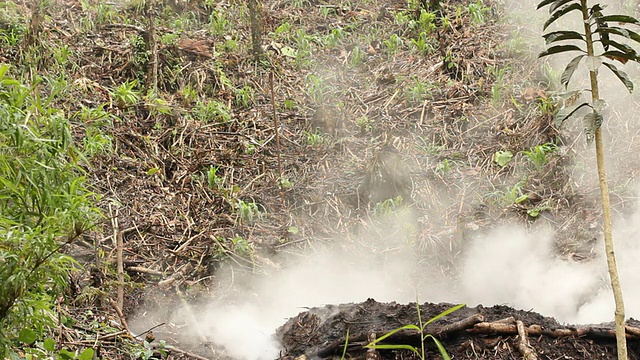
<box><xmin>580</xmin><ymin>1</ymin><xmax>627</xmax><ymax>358</ymax></box>
<box><xmin>26</xmin><ymin>0</ymin><xmax>42</xmax><ymax>47</ymax></box>
<box><xmin>248</xmin><ymin>0</ymin><xmax>263</xmax><ymax>62</ymax></box>
<box><xmin>145</xmin><ymin>0</ymin><xmax>158</xmax><ymax>95</ymax></box>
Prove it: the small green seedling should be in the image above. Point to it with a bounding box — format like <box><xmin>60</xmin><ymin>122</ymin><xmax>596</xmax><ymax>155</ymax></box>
<box><xmin>365</xmin><ymin>303</ymin><xmax>465</xmax><ymax>360</ymax></box>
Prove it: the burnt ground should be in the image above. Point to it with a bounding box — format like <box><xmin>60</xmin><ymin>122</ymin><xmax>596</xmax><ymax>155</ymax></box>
<box><xmin>3</xmin><ymin>0</ymin><xmax>640</xmax><ymax>359</ymax></box>
<box><xmin>279</xmin><ymin>299</ymin><xmax>640</xmax><ymax>360</ymax></box>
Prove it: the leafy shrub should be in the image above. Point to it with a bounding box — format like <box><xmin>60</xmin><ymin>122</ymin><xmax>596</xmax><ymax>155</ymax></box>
<box><xmin>0</xmin><ymin>65</ymin><xmax>100</xmax><ymax>355</ymax></box>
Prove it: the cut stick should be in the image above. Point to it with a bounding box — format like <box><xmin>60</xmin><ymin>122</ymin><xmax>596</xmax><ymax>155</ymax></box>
<box><xmin>515</xmin><ymin>320</ymin><xmax>538</xmax><ymax>360</ymax></box>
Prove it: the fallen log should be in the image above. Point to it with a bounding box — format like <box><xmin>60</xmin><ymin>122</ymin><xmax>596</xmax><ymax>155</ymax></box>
<box><xmin>468</xmin><ymin>321</ymin><xmax>640</xmax><ymax>339</ymax></box>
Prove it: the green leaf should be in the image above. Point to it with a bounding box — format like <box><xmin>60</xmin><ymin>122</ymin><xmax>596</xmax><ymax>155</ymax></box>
<box><xmin>597</xmin><ymin>26</ymin><xmax>640</xmax><ymax>45</ymax></box>
<box><xmin>602</xmin><ymin>61</ymin><xmax>634</xmax><ymax>93</ymax></box>
<box><xmin>539</xmin><ymin>45</ymin><xmax>584</xmax><ymax>58</ymax></box>
<box><xmin>493</xmin><ymin>151</ymin><xmax>513</xmax><ymax>167</ymax></box>
<box><xmin>146</xmin><ymin>167</ymin><xmax>160</xmax><ymax>175</ymax></box>
<box><xmin>18</xmin><ymin>329</ymin><xmax>37</xmax><ymax>344</ymax></box>
<box><xmin>367</xmin><ymin>324</ymin><xmax>421</xmax><ymax>345</ymax></box>
<box><xmin>543</xmin><ymin>3</ymin><xmax>582</xmax><ymax>30</ymax></box>
<box><xmin>537</xmin><ymin>0</ymin><xmax>574</xmax><ymax>10</ymax></box>
<box><xmin>549</xmin><ymin>0</ymin><xmax>576</xmax><ymax>13</ymax></box>
<box><xmin>555</xmin><ymin>102</ymin><xmax>591</xmax><ymax>127</ymax></box>
<box><xmin>77</xmin><ymin>348</ymin><xmax>95</xmax><ymax>360</ymax></box>
<box><xmin>601</xmin><ymin>38</ymin><xmax>636</xmax><ymax>55</ymax></box>
<box><xmin>560</xmin><ymin>55</ymin><xmax>585</xmax><ymax>88</ymax></box>
<box><xmin>602</xmin><ymin>50</ymin><xmax>639</xmax><ymax>63</ymax></box>
<box><xmin>424</xmin><ymin>303</ymin><xmax>466</xmax><ymax>326</ymax></box>
<box><xmin>367</xmin><ymin>344</ymin><xmax>422</xmax><ymax>357</ymax></box>
<box><xmin>599</xmin><ymin>15</ymin><xmax>640</xmax><ymax>25</ymax></box>
<box><xmin>280</xmin><ymin>46</ymin><xmax>297</xmax><ymax>58</ymax></box>
<box><xmin>58</xmin><ymin>349</ymin><xmax>76</xmax><ymax>360</ymax></box>
<box><xmin>426</xmin><ymin>335</ymin><xmax>451</xmax><ymax>360</ymax></box>
<box><xmin>543</xmin><ymin>30</ymin><xmax>584</xmax><ymax>44</ymax></box>
<box><xmin>43</xmin><ymin>337</ymin><xmax>56</xmax><ymax>352</ymax></box>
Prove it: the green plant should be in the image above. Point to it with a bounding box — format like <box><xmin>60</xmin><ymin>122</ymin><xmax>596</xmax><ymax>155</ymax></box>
<box><xmin>348</xmin><ymin>45</ymin><xmax>363</xmax><ymax>67</ymax></box>
<box><xmin>373</xmin><ymin>196</ymin><xmax>404</xmax><ymax>216</ymax></box>
<box><xmin>234</xmin><ymin>85</ymin><xmax>254</xmax><ymax>108</ymax></box>
<box><xmin>340</xmin><ymin>328</ymin><xmax>350</xmax><ymax>360</ymax></box>
<box><xmin>467</xmin><ymin>0</ymin><xmax>490</xmax><ymax>24</ymax></box>
<box><xmin>294</xmin><ymin>29</ymin><xmax>314</xmax><ymax>68</ymax></box>
<box><xmin>324</xmin><ymin>27</ymin><xmax>345</xmax><ymax>48</ymax></box>
<box><xmin>522</xmin><ymin>143</ymin><xmax>557</xmax><ymax>171</ymax></box>
<box><xmin>194</xmin><ymin>99</ymin><xmax>231</xmax><ymax>123</ymax></box>
<box><xmin>179</xmin><ymin>84</ymin><xmax>198</xmax><ymax>105</ymax></box>
<box><xmin>527</xmin><ymin>201</ymin><xmax>552</xmax><ymax>218</ymax></box>
<box><xmin>384</xmin><ymin>34</ymin><xmax>404</xmax><ymax>55</ymax></box>
<box><xmin>304</xmin><ymin>129</ymin><xmax>325</xmax><ymax>146</ymax></box>
<box><xmin>111</xmin><ymin>80</ymin><xmax>141</xmax><ymax>108</ymax></box>
<box><xmin>412</xmin><ymin>32</ymin><xmax>435</xmax><ymax>55</ymax></box>
<box><xmin>490</xmin><ymin>177</ymin><xmax>529</xmax><ymax>206</ymax></box>
<box><xmin>283</xmin><ymin>99</ymin><xmax>296</xmax><ymax>110</ymax></box>
<box><xmin>435</xmin><ymin>158</ymin><xmax>452</xmax><ymax>175</ymax></box>
<box><xmin>230</xmin><ymin>235</ymin><xmax>253</xmax><ymax>256</ymax></box>
<box><xmin>405</xmin><ymin>76</ymin><xmax>433</xmax><ymax>105</ymax></box>
<box><xmin>83</xmin><ymin>127</ymin><xmax>113</xmax><ymax>157</ymax></box>
<box><xmin>160</xmin><ymin>32</ymin><xmax>180</xmax><ymax>46</ymax></box>
<box><xmin>417</xmin><ymin>9</ymin><xmax>437</xmax><ymax>33</ymax></box>
<box><xmin>306</xmin><ymin>74</ymin><xmax>328</xmax><ymax>104</ymax></box>
<box><xmin>235</xmin><ymin>200</ymin><xmax>264</xmax><ymax>224</ymax></box>
<box><xmin>493</xmin><ymin>150</ymin><xmax>513</xmax><ymax>167</ymax></box>
<box><xmin>208</xmin><ymin>10</ymin><xmax>231</xmax><ymax>35</ymax></box>
<box><xmin>207</xmin><ymin>165</ymin><xmax>224</xmax><ymax>190</ymax></box>
<box><xmin>538</xmin><ymin>3</ymin><xmax>640</xmax><ymax>355</ymax></box>
<box><xmin>0</xmin><ymin>65</ymin><xmax>100</xmax><ymax>355</ymax></box>
<box><xmin>356</xmin><ymin>115</ymin><xmax>373</xmax><ymax>132</ymax></box>
<box><xmin>365</xmin><ymin>303</ymin><xmax>465</xmax><ymax>360</ymax></box>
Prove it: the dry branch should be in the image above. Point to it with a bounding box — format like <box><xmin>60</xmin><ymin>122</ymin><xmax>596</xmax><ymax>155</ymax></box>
<box><xmin>515</xmin><ymin>320</ymin><xmax>538</xmax><ymax>360</ymax></box>
<box><xmin>469</xmin><ymin>321</ymin><xmax>640</xmax><ymax>340</ymax></box>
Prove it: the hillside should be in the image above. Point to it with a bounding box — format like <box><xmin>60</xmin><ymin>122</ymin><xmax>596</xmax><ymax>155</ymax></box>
<box><xmin>2</xmin><ymin>0</ymin><xmax>640</xmax><ymax>359</ymax></box>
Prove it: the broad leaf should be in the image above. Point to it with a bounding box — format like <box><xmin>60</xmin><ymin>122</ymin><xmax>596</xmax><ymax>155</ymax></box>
<box><xmin>602</xmin><ymin>50</ymin><xmax>638</xmax><ymax>64</ymax></box>
<box><xmin>537</xmin><ymin>0</ymin><xmax>575</xmax><ymax>10</ymax></box>
<box><xmin>601</xmin><ymin>38</ymin><xmax>636</xmax><ymax>55</ymax></box>
<box><xmin>599</xmin><ymin>15</ymin><xmax>640</xmax><ymax>25</ymax></box>
<box><xmin>597</xmin><ymin>26</ymin><xmax>640</xmax><ymax>45</ymax></box>
<box><xmin>550</xmin><ymin>0</ymin><xmax>575</xmax><ymax>13</ymax></box>
<box><xmin>539</xmin><ymin>45</ymin><xmax>584</xmax><ymax>58</ymax></box>
<box><xmin>77</xmin><ymin>348</ymin><xmax>95</xmax><ymax>360</ymax></box>
<box><xmin>544</xmin><ymin>3</ymin><xmax>582</xmax><ymax>30</ymax></box>
<box><xmin>543</xmin><ymin>30</ymin><xmax>584</xmax><ymax>44</ymax></box>
<box><xmin>561</xmin><ymin>54</ymin><xmax>585</xmax><ymax>88</ymax></box>
<box><xmin>18</xmin><ymin>329</ymin><xmax>37</xmax><ymax>344</ymax></box>
<box><xmin>555</xmin><ymin>102</ymin><xmax>591</xmax><ymax>127</ymax></box>
<box><xmin>602</xmin><ymin>61</ymin><xmax>634</xmax><ymax>93</ymax></box>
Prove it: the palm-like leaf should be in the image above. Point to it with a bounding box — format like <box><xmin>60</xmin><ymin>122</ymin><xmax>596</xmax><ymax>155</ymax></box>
<box><xmin>561</xmin><ymin>55</ymin><xmax>585</xmax><ymax>88</ymax></box>
<box><xmin>555</xmin><ymin>102</ymin><xmax>591</xmax><ymax>127</ymax></box>
<box><xmin>543</xmin><ymin>30</ymin><xmax>584</xmax><ymax>44</ymax></box>
<box><xmin>544</xmin><ymin>3</ymin><xmax>582</xmax><ymax>30</ymax></box>
<box><xmin>539</xmin><ymin>44</ymin><xmax>584</xmax><ymax>58</ymax></box>
<box><xmin>602</xmin><ymin>62</ymin><xmax>634</xmax><ymax>92</ymax></box>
